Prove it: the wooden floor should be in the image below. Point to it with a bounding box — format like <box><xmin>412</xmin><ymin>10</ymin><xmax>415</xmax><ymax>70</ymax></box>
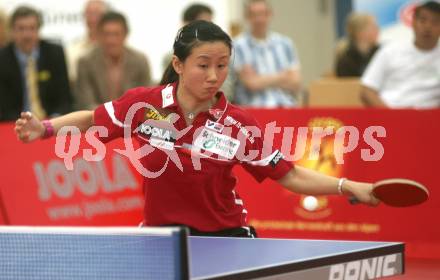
<box><xmin>389</xmin><ymin>258</ymin><xmax>440</xmax><ymax>279</ymax></box>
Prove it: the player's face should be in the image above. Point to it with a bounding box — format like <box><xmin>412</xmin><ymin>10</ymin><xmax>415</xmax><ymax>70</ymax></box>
<box><xmin>99</xmin><ymin>21</ymin><xmax>127</xmax><ymax>58</ymax></box>
<box><xmin>413</xmin><ymin>9</ymin><xmax>440</xmax><ymax>49</ymax></box>
<box><xmin>174</xmin><ymin>41</ymin><xmax>230</xmax><ymax>102</ymax></box>
<box><xmin>11</xmin><ymin>16</ymin><xmax>40</xmax><ymax>54</ymax></box>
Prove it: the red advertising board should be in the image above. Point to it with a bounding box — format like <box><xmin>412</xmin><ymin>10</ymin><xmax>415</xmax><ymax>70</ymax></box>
<box><xmin>0</xmin><ymin>108</ymin><xmax>439</xmax><ymax>259</ymax></box>
<box><xmin>0</xmin><ymin>127</ymin><xmax>144</xmax><ymax>226</ymax></box>
<box><xmin>236</xmin><ymin>108</ymin><xmax>440</xmax><ymax>259</ymax></box>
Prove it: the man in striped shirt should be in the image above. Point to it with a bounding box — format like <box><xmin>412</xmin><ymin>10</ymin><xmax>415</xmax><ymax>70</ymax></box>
<box><xmin>233</xmin><ymin>0</ymin><xmax>302</xmax><ymax>108</ymax></box>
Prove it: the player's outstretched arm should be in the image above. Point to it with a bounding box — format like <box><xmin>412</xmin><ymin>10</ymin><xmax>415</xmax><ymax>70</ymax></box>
<box><xmin>14</xmin><ymin>111</ymin><xmax>94</xmax><ymax>143</ymax></box>
<box><xmin>277</xmin><ymin>165</ymin><xmax>380</xmax><ymax>206</ymax></box>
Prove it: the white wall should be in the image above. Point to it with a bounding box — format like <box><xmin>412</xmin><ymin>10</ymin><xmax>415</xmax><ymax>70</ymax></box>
<box><xmin>268</xmin><ymin>0</ymin><xmax>337</xmax><ymax>86</ymax></box>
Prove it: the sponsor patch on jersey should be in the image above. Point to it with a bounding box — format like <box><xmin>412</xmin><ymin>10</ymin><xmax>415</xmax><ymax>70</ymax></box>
<box><xmin>145</xmin><ymin>109</ymin><xmax>171</xmax><ymax>122</ymax></box>
<box><xmin>269</xmin><ymin>150</ymin><xmax>284</xmax><ymax>167</ymax></box>
<box><xmin>205</xmin><ymin>119</ymin><xmax>224</xmax><ymax>133</ymax></box>
<box><xmin>224</xmin><ymin>115</ymin><xmax>255</xmax><ymax>144</ymax></box>
<box><xmin>194</xmin><ymin>128</ymin><xmax>240</xmax><ymax>159</ymax></box>
<box><xmin>209</xmin><ymin>108</ymin><xmax>224</xmax><ymax>120</ymax></box>
<box><xmin>137</xmin><ymin>123</ymin><xmax>176</xmax><ymax>150</ymax></box>
<box><xmin>161</xmin><ymin>85</ymin><xmax>174</xmax><ymax>108</ymax></box>
<box><xmin>137</xmin><ymin>123</ymin><xmax>176</xmax><ymax>142</ymax></box>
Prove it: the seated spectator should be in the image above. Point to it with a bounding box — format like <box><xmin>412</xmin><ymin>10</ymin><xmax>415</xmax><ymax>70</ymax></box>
<box><xmin>0</xmin><ymin>6</ymin><xmax>72</xmax><ymax>121</ymax></box>
<box><xmin>75</xmin><ymin>11</ymin><xmax>151</xmax><ymax>110</ymax></box>
<box><xmin>233</xmin><ymin>0</ymin><xmax>302</xmax><ymax>108</ymax></box>
<box><xmin>335</xmin><ymin>13</ymin><xmax>379</xmax><ymax>77</ymax></box>
<box><xmin>0</xmin><ymin>9</ymin><xmax>9</xmax><ymax>48</ymax></box>
<box><xmin>361</xmin><ymin>1</ymin><xmax>440</xmax><ymax>108</ymax></box>
<box><xmin>67</xmin><ymin>0</ymin><xmax>109</xmax><ymax>82</ymax></box>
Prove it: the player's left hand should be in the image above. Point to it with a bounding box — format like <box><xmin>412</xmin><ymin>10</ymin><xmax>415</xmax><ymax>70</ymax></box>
<box><xmin>14</xmin><ymin>112</ymin><xmax>45</xmax><ymax>143</ymax></box>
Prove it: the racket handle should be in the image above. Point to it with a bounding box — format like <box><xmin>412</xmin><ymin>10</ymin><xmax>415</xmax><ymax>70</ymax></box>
<box><xmin>349</xmin><ymin>196</ymin><xmax>360</xmax><ymax>205</ymax></box>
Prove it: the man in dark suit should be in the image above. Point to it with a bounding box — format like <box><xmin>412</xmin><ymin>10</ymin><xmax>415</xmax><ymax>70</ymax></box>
<box><xmin>0</xmin><ymin>6</ymin><xmax>72</xmax><ymax>121</ymax></box>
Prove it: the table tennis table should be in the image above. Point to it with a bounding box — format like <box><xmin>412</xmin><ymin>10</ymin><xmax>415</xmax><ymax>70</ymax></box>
<box><xmin>0</xmin><ymin>226</ymin><xmax>404</xmax><ymax>280</ymax></box>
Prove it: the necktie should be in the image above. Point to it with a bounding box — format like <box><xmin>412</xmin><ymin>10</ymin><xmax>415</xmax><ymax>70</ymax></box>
<box><xmin>26</xmin><ymin>57</ymin><xmax>46</xmax><ymax>119</ymax></box>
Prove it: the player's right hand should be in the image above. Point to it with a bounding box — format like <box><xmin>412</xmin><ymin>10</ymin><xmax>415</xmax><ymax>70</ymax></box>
<box><xmin>346</xmin><ymin>181</ymin><xmax>380</xmax><ymax>206</ymax></box>
<box><xmin>14</xmin><ymin>112</ymin><xmax>45</xmax><ymax>143</ymax></box>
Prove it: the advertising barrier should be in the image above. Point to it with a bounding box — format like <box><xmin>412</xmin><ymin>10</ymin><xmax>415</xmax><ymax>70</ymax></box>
<box><xmin>1</xmin><ymin>108</ymin><xmax>439</xmax><ymax>258</ymax></box>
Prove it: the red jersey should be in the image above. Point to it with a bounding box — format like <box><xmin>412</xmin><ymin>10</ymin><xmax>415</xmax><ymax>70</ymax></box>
<box><xmin>94</xmin><ymin>83</ymin><xmax>293</xmax><ymax>231</ymax></box>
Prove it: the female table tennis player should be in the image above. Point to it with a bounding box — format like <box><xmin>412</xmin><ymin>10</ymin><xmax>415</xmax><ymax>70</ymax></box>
<box><xmin>14</xmin><ymin>21</ymin><xmax>379</xmax><ymax>238</ymax></box>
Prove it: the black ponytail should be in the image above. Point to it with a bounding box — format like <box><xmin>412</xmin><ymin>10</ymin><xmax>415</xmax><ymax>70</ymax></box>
<box><xmin>160</xmin><ymin>62</ymin><xmax>179</xmax><ymax>85</ymax></box>
<box><xmin>160</xmin><ymin>20</ymin><xmax>232</xmax><ymax>85</ymax></box>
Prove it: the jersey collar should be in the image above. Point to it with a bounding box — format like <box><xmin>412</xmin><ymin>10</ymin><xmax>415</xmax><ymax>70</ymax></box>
<box><xmin>161</xmin><ymin>83</ymin><xmax>176</xmax><ymax>108</ymax></box>
<box><xmin>161</xmin><ymin>82</ymin><xmax>228</xmax><ymax>121</ymax></box>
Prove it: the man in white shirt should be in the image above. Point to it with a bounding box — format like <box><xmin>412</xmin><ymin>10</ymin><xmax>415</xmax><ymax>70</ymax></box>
<box><xmin>233</xmin><ymin>0</ymin><xmax>302</xmax><ymax>108</ymax></box>
<box><xmin>361</xmin><ymin>1</ymin><xmax>440</xmax><ymax>109</ymax></box>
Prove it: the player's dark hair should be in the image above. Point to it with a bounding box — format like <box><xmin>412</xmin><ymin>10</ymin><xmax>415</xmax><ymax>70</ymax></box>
<box><xmin>414</xmin><ymin>1</ymin><xmax>440</xmax><ymax>18</ymax></box>
<box><xmin>183</xmin><ymin>4</ymin><xmax>213</xmax><ymax>23</ymax></box>
<box><xmin>98</xmin><ymin>11</ymin><xmax>129</xmax><ymax>34</ymax></box>
<box><xmin>10</xmin><ymin>6</ymin><xmax>43</xmax><ymax>29</ymax></box>
<box><xmin>160</xmin><ymin>20</ymin><xmax>232</xmax><ymax>85</ymax></box>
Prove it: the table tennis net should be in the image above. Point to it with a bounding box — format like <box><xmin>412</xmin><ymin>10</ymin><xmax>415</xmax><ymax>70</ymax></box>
<box><xmin>0</xmin><ymin>226</ymin><xmax>189</xmax><ymax>280</ymax></box>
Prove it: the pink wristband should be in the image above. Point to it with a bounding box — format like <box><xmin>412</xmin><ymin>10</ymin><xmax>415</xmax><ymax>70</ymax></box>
<box><xmin>42</xmin><ymin>120</ymin><xmax>54</xmax><ymax>139</ymax></box>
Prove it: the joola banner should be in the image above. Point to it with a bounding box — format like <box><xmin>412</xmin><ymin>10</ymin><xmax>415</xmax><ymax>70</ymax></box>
<box><xmin>1</xmin><ymin>108</ymin><xmax>439</xmax><ymax>259</ymax></box>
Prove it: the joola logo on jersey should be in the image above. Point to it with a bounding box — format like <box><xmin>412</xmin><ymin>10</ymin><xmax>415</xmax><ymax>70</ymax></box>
<box><xmin>138</xmin><ymin>124</ymin><xmax>176</xmax><ymax>142</ymax></box>
<box><xmin>205</xmin><ymin>120</ymin><xmax>224</xmax><ymax>133</ymax></box>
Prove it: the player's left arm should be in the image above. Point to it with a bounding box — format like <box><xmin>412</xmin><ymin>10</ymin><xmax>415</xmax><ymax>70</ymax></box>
<box><xmin>277</xmin><ymin>166</ymin><xmax>379</xmax><ymax>206</ymax></box>
<box><xmin>15</xmin><ymin>111</ymin><xmax>94</xmax><ymax>143</ymax></box>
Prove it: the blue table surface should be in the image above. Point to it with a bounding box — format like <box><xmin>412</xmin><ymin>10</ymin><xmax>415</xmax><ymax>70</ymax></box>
<box><xmin>189</xmin><ymin>237</ymin><xmax>399</xmax><ymax>279</ymax></box>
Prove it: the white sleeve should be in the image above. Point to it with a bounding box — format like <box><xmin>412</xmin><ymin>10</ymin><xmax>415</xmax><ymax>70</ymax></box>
<box><xmin>361</xmin><ymin>46</ymin><xmax>389</xmax><ymax>91</ymax></box>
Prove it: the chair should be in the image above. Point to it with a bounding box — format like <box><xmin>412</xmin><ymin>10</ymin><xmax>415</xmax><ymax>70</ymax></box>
<box><xmin>306</xmin><ymin>78</ymin><xmax>364</xmax><ymax>107</ymax></box>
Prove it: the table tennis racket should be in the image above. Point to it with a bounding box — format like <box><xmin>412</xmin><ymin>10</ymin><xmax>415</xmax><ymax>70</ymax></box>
<box><xmin>349</xmin><ymin>178</ymin><xmax>429</xmax><ymax>207</ymax></box>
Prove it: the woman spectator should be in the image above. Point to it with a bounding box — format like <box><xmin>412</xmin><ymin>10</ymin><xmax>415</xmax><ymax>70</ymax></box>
<box><xmin>335</xmin><ymin>13</ymin><xmax>379</xmax><ymax>77</ymax></box>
